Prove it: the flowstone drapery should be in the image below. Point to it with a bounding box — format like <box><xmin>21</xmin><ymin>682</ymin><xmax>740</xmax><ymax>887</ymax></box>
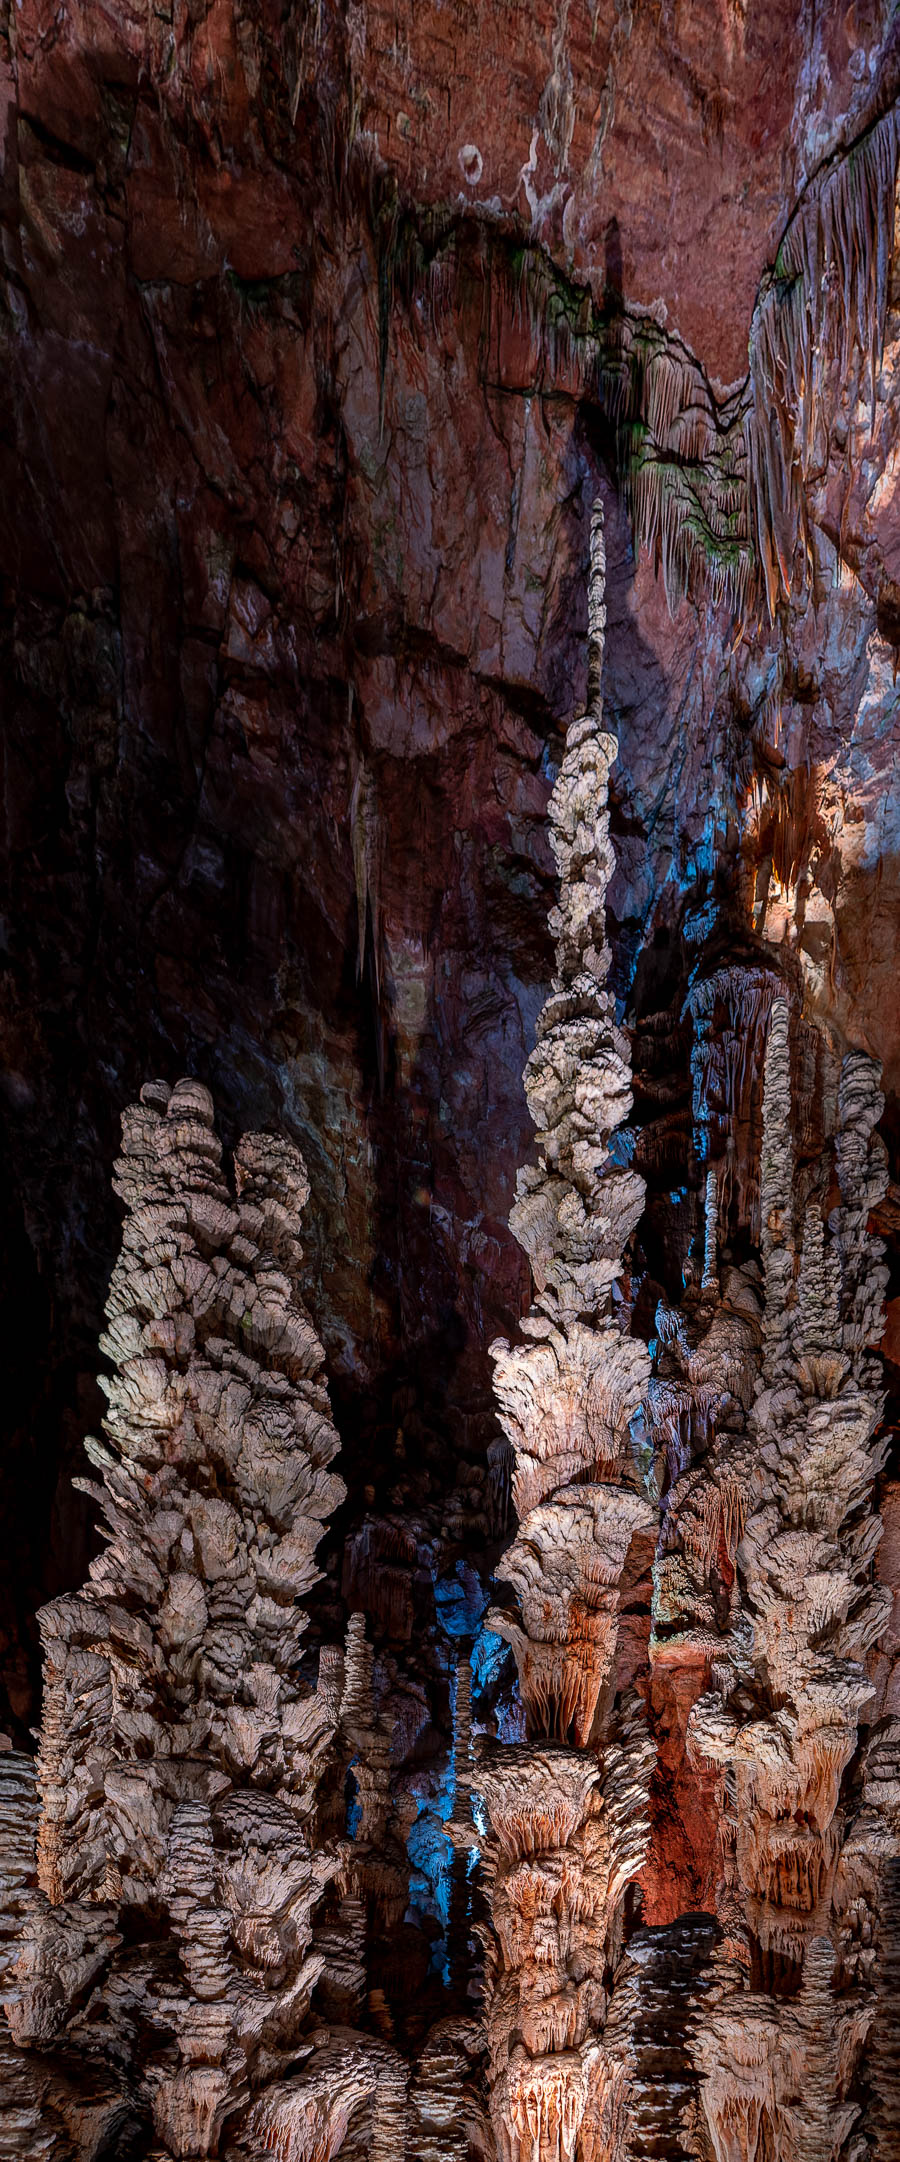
<box><xmin>476</xmin><ymin>500</ymin><xmax>657</xmax><ymax>2162</ymax></box>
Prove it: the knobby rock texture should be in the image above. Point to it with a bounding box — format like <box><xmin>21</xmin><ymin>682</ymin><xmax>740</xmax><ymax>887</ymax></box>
<box><xmin>3</xmin><ymin>0</ymin><xmax>900</xmax><ymax>2156</ymax></box>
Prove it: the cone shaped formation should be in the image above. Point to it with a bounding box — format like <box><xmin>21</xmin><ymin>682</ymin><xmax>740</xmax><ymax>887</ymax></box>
<box><xmin>479</xmin><ymin>499</ymin><xmax>656</xmax><ymax>2162</ymax></box>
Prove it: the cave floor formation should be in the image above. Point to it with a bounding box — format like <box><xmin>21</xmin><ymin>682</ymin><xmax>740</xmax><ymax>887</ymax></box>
<box><xmin>3</xmin><ymin>3</ymin><xmax>900</xmax><ymax>2158</ymax></box>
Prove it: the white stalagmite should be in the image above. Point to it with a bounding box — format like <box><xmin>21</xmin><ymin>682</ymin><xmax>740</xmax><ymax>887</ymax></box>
<box><xmin>479</xmin><ymin>495</ymin><xmax>656</xmax><ymax>2162</ymax></box>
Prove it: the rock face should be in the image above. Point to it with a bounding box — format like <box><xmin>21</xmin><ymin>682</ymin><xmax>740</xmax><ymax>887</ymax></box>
<box><xmin>4</xmin><ymin>0</ymin><xmax>900</xmax><ymax>2155</ymax></box>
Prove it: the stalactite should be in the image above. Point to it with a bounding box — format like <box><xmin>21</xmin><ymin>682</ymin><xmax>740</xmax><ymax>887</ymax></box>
<box><xmin>372</xmin><ymin>81</ymin><xmax>898</xmax><ymax>632</ymax></box>
<box><xmin>608</xmin><ymin>102</ymin><xmax>899</xmax><ymax>620</ymax></box>
<box><xmin>747</xmin><ymin>102</ymin><xmax>900</xmax><ymax>617</ymax></box>
<box><xmin>477</xmin><ymin>498</ymin><xmax>656</xmax><ymax>2162</ymax></box>
<box><xmin>1</xmin><ymin>1079</ymin><xmax>350</xmax><ymax>2159</ymax></box>
<box><xmin>599</xmin><ymin>313</ymin><xmax>754</xmax><ymax>616</ymax></box>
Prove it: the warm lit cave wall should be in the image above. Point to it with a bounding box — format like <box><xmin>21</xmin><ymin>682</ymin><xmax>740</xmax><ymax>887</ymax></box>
<box><xmin>3</xmin><ymin>0</ymin><xmax>900</xmax><ymax>2116</ymax></box>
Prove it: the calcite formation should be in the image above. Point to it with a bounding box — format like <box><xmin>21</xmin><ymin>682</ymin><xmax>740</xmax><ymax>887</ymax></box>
<box><xmin>0</xmin><ymin>1081</ymin><xmax>352</xmax><ymax>2157</ymax></box>
<box><xmin>0</xmin><ymin>1078</ymin><xmax>491</xmax><ymax>2161</ymax></box>
<box><xmin>681</xmin><ymin>1002</ymin><xmax>898</xmax><ymax>2156</ymax></box>
<box><xmin>642</xmin><ymin>964</ymin><xmax>900</xmax><ymax>2153</ymax></box>
<box><xmin>5</xmin><ymin>11</ymin><xmax>900</xmax><ymax>2123</ymax></box>
<box><xmin>477</xmin><ymin>502</ymin><xmax>656</xmax><ymax>2162</ymax></box>
<box><xmin>3</xmin><ymin>476</ymin><xmax>900</xmax><ymax>2158</ymax></box>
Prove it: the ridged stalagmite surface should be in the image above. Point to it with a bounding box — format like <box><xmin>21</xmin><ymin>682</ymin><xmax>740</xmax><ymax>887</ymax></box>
<box><xmin>478</xmin><ymin>501</ymin><xmax>656</xmax><ymax>2162</ymax></box>
<box><xmin>4</xmin><ymin>505</ymin><xmax>900</xmax><ymax>2162</ymax></box>
<box><xmin>1</xmin><ymin>1082</ymin><xmax>351</xmax><ymax>2158</ymax></box>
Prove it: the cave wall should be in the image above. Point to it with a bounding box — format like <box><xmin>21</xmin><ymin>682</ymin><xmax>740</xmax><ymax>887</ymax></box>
<box><xmin>3</xmin><ymin>0</ymin><xmax>900</xmax><ymax>2150</ymax></box>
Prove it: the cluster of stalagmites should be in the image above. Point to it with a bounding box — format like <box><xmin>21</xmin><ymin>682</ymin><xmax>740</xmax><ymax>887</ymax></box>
<box><xmin>0</xmin><ymin>1081</ymin><xmax>468</xmax><ymax>2160</ymax></box>
<box><xmin>648</xmin><ymin>974</ymin><xmax>900</xmax><ymax>2156</ymax></box>
<box><xmin>4</xmin><ymin>506</ymin><xmax>900</xmax><ymax>2162</ymax></box>
<box><xmin>476</xmin><ymin>501</ymin><xmax>656</xmax><ymax>2162</ymax></box>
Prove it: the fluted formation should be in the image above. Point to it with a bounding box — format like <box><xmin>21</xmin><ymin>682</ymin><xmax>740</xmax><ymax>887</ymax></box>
<box><xmin>654</xmin><ymin>986</ymin><xmax>899</xmax><ymax>2156</ymax></box>
<box><xmin>478</xmin><ymin>499</ymin><xmax>656</xmax><ymax>2162</ymax></box>
<box><xmin>1</xmin><ymin>1080</ymin><xmax>348</xmax><ymax>2158</ymax></box>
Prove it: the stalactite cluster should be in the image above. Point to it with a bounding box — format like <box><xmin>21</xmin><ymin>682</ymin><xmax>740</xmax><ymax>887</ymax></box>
<box><xmin>747</xmin><ymin>102</ymin><xmax>900</xmax><ymax>617</ymax></box>
<box><xmin>375</xmin><ymin>84</ymin><xmax>899</xmax><ymax>630</ymax></box>
<box><xmin>599</xmin><ymin>318</ymin><xmax>754</xmax><ymax>617</ymax></box>
<box><xmin>605</xmin><ymin>98</ymin><xmax>900</xmax><ymax>623</ymax></box>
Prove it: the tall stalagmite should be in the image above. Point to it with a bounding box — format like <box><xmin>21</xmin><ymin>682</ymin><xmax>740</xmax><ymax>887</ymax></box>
<box><xmin>478</xmin><ymin>500</ymin><xmax>657</xmax><ymax>2162</ymax></box>
<box><xmin>0</xmin><ymin>1080</ymin><xmax>350</xmax><ymax>2158</ymax></box>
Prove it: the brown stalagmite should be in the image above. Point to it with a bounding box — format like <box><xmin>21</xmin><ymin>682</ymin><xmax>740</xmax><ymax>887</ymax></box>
<box><xmin>1</xmin><ymin>1080</ymin><xmax>349</xmax><ymax>2158</ymax></box>
<box><xmin>478</xmin><ymin>497</ymin><xmax>657</xmax><ymax>2162</ymax></box>
<box><xmin>335</xmin><ymin>1609</ymin><xmax>410</xmax><ymax>2019</ymax></box>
